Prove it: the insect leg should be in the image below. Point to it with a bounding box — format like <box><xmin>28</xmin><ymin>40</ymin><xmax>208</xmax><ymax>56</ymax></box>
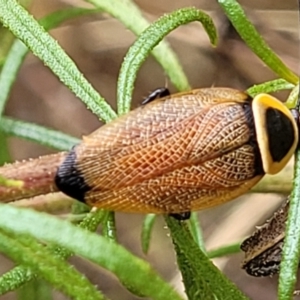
<box><xmin>169</xmin><ymin>212</ymin><xmax>191</xmax><ymax>221</ymax></box>
<box><xmin>141</xmin><ymin>87</ymin><xmax>170</xmax><ymax>105</ymax></box>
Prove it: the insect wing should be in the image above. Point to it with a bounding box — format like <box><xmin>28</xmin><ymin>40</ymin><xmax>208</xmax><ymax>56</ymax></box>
<box><xmin>72</xmin><ymin>88</ymin><xmax>261</xmax><ymax>212</ymax></box>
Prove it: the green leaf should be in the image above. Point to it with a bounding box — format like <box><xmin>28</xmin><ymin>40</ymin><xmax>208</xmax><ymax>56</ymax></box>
<box><xmin>40</xmin><ymin>8</ymin><xmax>101</xmax><ymax>31</ymax></box>
<box><xmin>165</xmin><ymin>216</ymin><xmax>248</xmax><ymax>300</ymax></box>
<box><xmin>0</xmin><ymin>205</ymin><xmax>183</xmax><ymax>300</ymax></box>
<box><xmin>218</xmin><ymin>0</ymin><xmax>298</xmax><ymax>85</ymax></box>
<box><xmin>0</xmin><ymin>265</ymin><xmax>36</xmax><ymax>295</ymax></box>
<box><xmin>246</xmin><ymin>79</ymin><xmax>295</xmax><ymax>97</ymax></box>
<box><xmin>0</xmin><ymin>117</ymin><xmax>79</xmax><ymax>151</ymax></box>
<box><xmin>0</xmin><ymin>7</ymin><xmax>102</xmax><ymax>118</ymax></box>
<box><xmin>0</xmin><ymin>229</ymin><xmax>105</xmax><ymax>300</ymax></box>
<box><xmin>102</xmin><ymin>211</ymin><xmax>117</xmax><ymax>241</ymax></box>
<box><xmin>207</xmin><ymin>243</ymin><xmax>241</xmax><ymax>259</ymax></box>
<box><xmin>17</xmin><ymin>278</ymin><xmax>52</xmax><ymax>300</ymax></box>
<box><xmin>0</xmin><ymin>0</ymin><xmax>116</xmax><ymax>122</ymax></box>
<box><xmin>141</xmin><ymin>214</ymin><xmax>156</xmax><ymax>254</ymax></box>
<box><xmin>86</xmin><ymin>0</ymin><xmax>191</xmax><ymax>97</ymax></box>
<box><xmin>0</xmin><ymin>131</ymin><xmax>11</xmax><ymax>164</ymax></box>
<box><xmin>0</xmin><ymin>39</ymin><xmax>27</xmax><ymax>119</ymax></box>
<box><xmin>285</xmin><ymin>85</ymin><xmax>299</xmax><ymax>109</ymax></box>
<box><xmin>278</xmin><ymin>150</ymin><xmax>300</xmax><ymax>300</ymax></box>
<box><xmin>188</xmin><ymin>212</ymin><xmax>206</xmax><ymax>252</ymax></box>
<box><xmin>175</xmin><ymin>245</ymin><xmax>215</xmax><ymax>300</ymax></box>
<box><xmin>0</xmin><ymin>26</ymin><xmax>15</xmax><ymax>68</ymax></box>
<box><xmin>117</xmin><ymin>7</ymin><xmax>217</xmax><ymax>114</ymax></box>
<box><xmin>0</xmin><ymin>209</ymin><xmax>106</xmax><ymax>295</ymax></box>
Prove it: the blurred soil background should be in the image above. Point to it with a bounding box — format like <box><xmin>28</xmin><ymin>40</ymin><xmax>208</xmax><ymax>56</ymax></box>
<box><xmin>0</xmin><ymin>0</ymin><xmax>299</xmax><ymax>299</ymax></box>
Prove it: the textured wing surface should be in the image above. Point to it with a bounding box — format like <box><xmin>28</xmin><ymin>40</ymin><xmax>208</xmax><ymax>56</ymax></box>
<box><xmin>75</xmin><ymin>88</ymin><xmax>252</xmax><ymax>190</ymax></box>
<box><xmin>85</xmin><ymin>145</ymin><xmax>262</xmax><ymax>212</ymax></box>
<box><xmin>70</xmin><ymin>88</ymin><xmax>259</xmax><ymax>212</ymax></box>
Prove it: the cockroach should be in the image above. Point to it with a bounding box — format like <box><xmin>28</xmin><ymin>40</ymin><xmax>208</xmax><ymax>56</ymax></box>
<box><xmin>0</xmin><ymin>88</ymin><xmax>298</xmax><ymax>220</ymax></box>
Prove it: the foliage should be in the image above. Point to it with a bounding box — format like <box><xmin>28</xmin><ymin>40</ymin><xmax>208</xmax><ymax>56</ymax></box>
<box><xmin>0</xmin><ymin>0</ymin><xmax>298</xmax><ymax>299</ymax></box>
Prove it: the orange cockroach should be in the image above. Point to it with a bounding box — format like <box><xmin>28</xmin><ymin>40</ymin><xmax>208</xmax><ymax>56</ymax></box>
<box><xmin>0</xmin><ymin>87</ymin><xmax>298</xmax><ymax>220</ymax></box>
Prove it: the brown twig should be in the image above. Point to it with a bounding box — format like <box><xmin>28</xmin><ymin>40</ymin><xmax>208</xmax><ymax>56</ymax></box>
<box><xmin>0</xmin><ymin>152</ymin><xmax>67</xmax><ymax>202</ymax></box>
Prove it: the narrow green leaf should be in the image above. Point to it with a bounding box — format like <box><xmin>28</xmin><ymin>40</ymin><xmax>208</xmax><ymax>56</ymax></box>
<box><xmin>207</xmin><ymin>243</ymin><xmax>241</xmax><ymax>259</ymax></box>
<box><xmin>78</xmin><ymin>209</ymin><xmax>107</xmax><ymax>232</ymax></box>
<box><xmin>40</xmin><ymin>8</ymin><xmax>101</xmax><ymax>31</ymax></box>
<box><xmin>0</xmin><ymin>229</ymin><xmax>105</xmax><ymax>300</ymax></box>
<box><xmin>86</xmin><ymin>0</ymin><xmax>190</xmax><ymax>96</ymax></box>
<box><xmin>165</xmin><ymin>216</ymin><xmax>248</xmax><ymax>300</ymax></box>
<box><xmin>246</xmin><ymin>79</ymin><xmax>295</xmax><ymax>97</ymax></box>
<box><xmin>0</xmin><ymin>26</ymin><xmax>15</xmax><ymax>67</ymax></box>
<box><xmin>0</xmin><ymin>0</ymin><xmax>116</xmax><ymax>122</ymax></box>
<box><xmin>0</xmin><ymin>265</ymin><xmax>36</xmax><ymax>295</ymax></box>
<box><xmin>117</xmin><ymin>7</ymin><xmax>217</xmax><ymax>114</ymax></box>
<box><xmin>0</xmin><ymin>7</ymin><xmax>101</xmax><ymax>118</ymax></box>
<box><xmin>0</xmin><ymin>209</ymin><xmax>106</xmax><ymax>295</ymax></box>
<box><xmin>218</xmin><ymin>0</ymin><xmax>298</xmax><ymax>85</ymax></box>
<box><xmin>285</xmin><ymin>85</ymin><xmax>299</xmax><ymax>109</ymax></box>
<box><xmin>17</xmin><ymin>279</ymin><xmax>52</xmax><ymax>300</ymax></box>
<box><xmin>0</xmin><ymin>39</ymin><xmax>27</xmax><ymax>118</ymax></box>
<box><xmin>188</xmin><ymin>212</ymin><xmax>206</xmax><ymax>252</ymax></box>
<box><xmin>168</xmin><ymin>217</ymin><xmax>214</xmax><ymax>300</ymax></box>
<box><xmin>278</xmin><ymin>151</ymin><xmax>300</xmax><ymax>299</ymax></box>
<box><xmin>71</xmin><ymin>200</ymin><xmax>90</xmax><ymax>215</ymax></box>
<box><xmin>0</xmin><ymin>131</ymin><xmax>11</xmax><ymax>164</ymax></box>
<box><xmin>102</xmin><ymin>211</ymin><xmax>117</xmax><ymax>241</ymax></box>
<box><xmin>173</xmin><ymin>236</ymin><xmax>215</xmax><ymax>300</ymax></box>
<box><xmin>0</xmin><ymin>205</ymin><xmax>183</xmax><ymax>300</ymax></box>
<box><xmin>141</xmin><ymin>214</ymin><xmax>156</xmax><ymax>254</ymax></box>
<box><xmin>0</xmin><ymin>117</ymin><xmax>79</xmax><ymax>151</ymax></box>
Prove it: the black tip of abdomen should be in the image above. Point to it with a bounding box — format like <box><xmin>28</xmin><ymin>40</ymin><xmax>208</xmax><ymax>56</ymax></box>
<box><xmin>55</xmin><ymin>147</ymin><xmax>91</xmax><ymax>202</ymax></box>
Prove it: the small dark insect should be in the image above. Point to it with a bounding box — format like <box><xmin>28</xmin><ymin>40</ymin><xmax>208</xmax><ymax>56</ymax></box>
<box><xmin>54</xmin><ymin>87</ymin><xmax>298</xmax><ymax>217</ymax></box>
